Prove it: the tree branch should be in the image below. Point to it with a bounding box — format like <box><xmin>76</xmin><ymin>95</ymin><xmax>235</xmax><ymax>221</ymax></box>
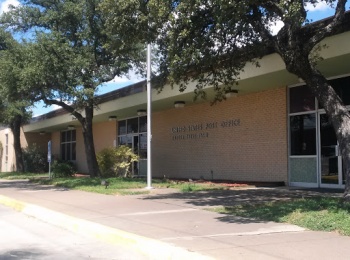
<box><xmin>309</xmin><ymin>0</ymin><xmax>347</xmax><ymax>45</ymax></box>
<box><xmin>43</xmin><ymin>97</ymin><xmax>84</xmax><ymax>122</ymax></box>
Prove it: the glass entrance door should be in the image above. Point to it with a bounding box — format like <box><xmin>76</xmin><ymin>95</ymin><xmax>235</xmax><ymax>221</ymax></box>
<box><xmin>319</xmin><ymin>114</ymin><xmax>344</xmax><ymax>187</ymax></box>
<box><xmin>119</xmin><ymin>134</ymin><xmax>148</xmax><ymax>176</ymax></box>
<box><xmin>119</xmin><ymin>134</ymin><xmax>139</xmax><ymax>176</ymax></box>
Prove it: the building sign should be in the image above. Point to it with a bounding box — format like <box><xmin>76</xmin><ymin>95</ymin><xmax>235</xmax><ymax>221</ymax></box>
<box><xmin>47</xmin><ymin>140</ymin><xmax>52</xmax><ymax>162</ymax></box>
<box><xmin>171</xmin><ymin>119</ymin><xmax>240</xmax><ymax>141</ymax></box>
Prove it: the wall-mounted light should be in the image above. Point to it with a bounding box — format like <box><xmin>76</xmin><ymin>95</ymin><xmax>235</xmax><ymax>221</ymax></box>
<box><xmin>174</xmin><ymin>101</ymin><xmax>185</xmax><ymax>108</ymax></box>
<box><xmin>39</xmin><ymin>131</ymin><xmax>46</xmax><ymax>135</ymax></box>
<box><xmin>225</xmin><ymin>89</ymin><xmax>238</xmax><ymax>99</ymax></box>
<box><xmin>137</xmin><ymin>109</ymin><xmax>147</xmax><ymax>116</ymax></box>
<box><xmin>67</xmin><ymin>125</ymin><xmax>75</xmax><ymax>130</ymax></box>
<box><xmin>108</xmin><ymin>115</ymin><xmax>117</xmax><ymax>121</ymax></box>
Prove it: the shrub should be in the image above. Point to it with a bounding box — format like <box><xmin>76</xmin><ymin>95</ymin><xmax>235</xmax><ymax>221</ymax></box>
<box><xmin>51</xmin><ymin>160</ymin><xmax>76</xmax><ymax>178</ymax></box>
<box><xmin>23</xmin><ymin>144</ymin><xmax>48</xmax><ymax>173</ymax></box>
<box><xmin>96</xmin><ymin>148</ymin><xmax>116</xmax><ymax>177</ymax></box>
<box><xmin>97</xmin><ymin>146</ymin><xmax>139</xmax><ymax>177</ymax></box>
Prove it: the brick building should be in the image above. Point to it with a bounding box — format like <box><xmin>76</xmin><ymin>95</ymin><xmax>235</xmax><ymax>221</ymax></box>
<box><xmin>1</xmin><ymin>30</ymin><xmax>350</xmax><ymax>189</ymax></box>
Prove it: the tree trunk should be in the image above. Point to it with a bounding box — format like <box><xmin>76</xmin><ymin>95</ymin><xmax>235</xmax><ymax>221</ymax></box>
<box><xmin>10</xmin><ymin>115</ymin><xmax>24</xmax><ymax>173</ymax></box>
<box><xmin>284</xmin><ymin>54</ymin><xmax>350</xmax><ymax>200</ymax></box>
<box><xmin>81</xmin><ymin>105</ymin><xmax>100</xmax><ymax>178</ymax></box>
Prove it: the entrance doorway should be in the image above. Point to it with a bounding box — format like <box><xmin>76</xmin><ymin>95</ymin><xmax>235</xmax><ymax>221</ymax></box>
<box><xmin>319</xmin><ymin>114</ymin><xmax>345</xmax><ymax>187</ymax></box>
<box><xmin>119</xmin><ymin>134</ymin><xmax>147</xmax><ymax>176</ymax></box>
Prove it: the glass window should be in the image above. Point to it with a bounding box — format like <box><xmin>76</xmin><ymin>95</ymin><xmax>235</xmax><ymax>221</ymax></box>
<box><xmin>289</xmin><ymin>86</ymin><xmax>315</xmax><ymax>113</ymax></box>
<box><xmin>118</xmin><ymin>121</ymin><xmax>126</xmax><ymax>135</ymax></box>
<box><xmin>127</xmin><ymin>118</ymin><xmax>138</xmax><ymax>133</ymax></box>
<box><xmin>331</xmin><ymin>77</ymin><xmax>350</xmax><ymax>106</ymax></box>
<box><xmin>139</xmin><ymin>116</ymin><xmax>147</xmax><ymax>133</ymax></box>
<box><xmin>61</xmin><ymin>131</ymin><xmax>66</xmax><ymax>142</ymax></box>
<box><xmin>66</xmin><ymin>131</ymin><xmax>71</xmax><ymax>142</ymax></box>
<box><xmin>290</xmin><ymin>114</ymin><xmax>316</xmax><ymax>155</ymax></box>
<box><xmin>314</xmin><ymin>76</ymin><xmax>350</xmax><ymax>109</ymax></box>
<box><xmin>61</xmin><ymin>130</ymin><xmax>76</xmax><ymax>161</ymax></box>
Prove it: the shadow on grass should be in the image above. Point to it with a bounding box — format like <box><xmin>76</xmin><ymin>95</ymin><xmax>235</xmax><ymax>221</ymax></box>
<box><xmin>221</xmin><ymin>197</ymin><xmax>350</xmax><ymax>222</ymax></box>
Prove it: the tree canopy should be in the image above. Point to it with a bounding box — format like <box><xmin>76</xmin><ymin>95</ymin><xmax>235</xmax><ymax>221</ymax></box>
<box><xmin>0</xmin><ymin>29</ymin><xmax>33</xmax><ymax>172</ymax></box>
<box><xmin>101</xmin><ymin>0</ymin><xmax>350</xmax><ymax>198</ymax></box>
<box><xmin>1</xmin><ymin>0</ymin><xmax>147</xmax><ymax>177</ymax></box>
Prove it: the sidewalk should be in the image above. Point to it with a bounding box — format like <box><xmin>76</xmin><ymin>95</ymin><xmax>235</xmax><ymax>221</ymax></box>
<box><xmin>0</xmin><ymin>179</ymin><xmax>349</xmax><ymax>259</ymax></box>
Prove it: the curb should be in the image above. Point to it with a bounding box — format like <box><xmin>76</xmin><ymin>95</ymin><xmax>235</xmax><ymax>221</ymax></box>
<box><xmin>0</xmin><ymin>194</ymin><xmax>213</xmax><ymax>260</ymax></box>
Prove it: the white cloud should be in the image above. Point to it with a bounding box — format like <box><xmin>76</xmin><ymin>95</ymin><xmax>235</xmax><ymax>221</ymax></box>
<box><xmin>305</xmin><ymin>1</ymin><xmax>332</xmax><ymax>12</ymax></box>
<box><xmin>0</xmin><ymin>0</ymin><xmax>20</xmax><ymax>14</ymax></box>
<box><xmin>109</xmin><ymin>69</ymin><xmax>144</xmax><ymax>84</ymax></box>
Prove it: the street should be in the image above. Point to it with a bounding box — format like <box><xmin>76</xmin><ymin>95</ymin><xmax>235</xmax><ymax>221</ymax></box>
<box><xmin>0</xmin><ymin>204</ymin><xmax>146</xmax><ymax>260</ymax></box>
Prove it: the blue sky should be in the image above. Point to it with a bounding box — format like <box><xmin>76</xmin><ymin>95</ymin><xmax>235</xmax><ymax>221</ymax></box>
<box><xmin>0</xmin><ymin>0</ymin><xmax>349</xmax><ymax>116</ymax></box>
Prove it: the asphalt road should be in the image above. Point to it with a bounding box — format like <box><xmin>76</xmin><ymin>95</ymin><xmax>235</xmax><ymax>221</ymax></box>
<box><xmin>0</xmin><ymin>204</ymin><xmax>146</xmax><ymax>260</ymax></box>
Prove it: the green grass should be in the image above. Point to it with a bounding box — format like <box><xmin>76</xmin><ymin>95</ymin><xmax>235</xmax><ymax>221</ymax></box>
<box><xmin>208</xmin><ymin>197</ymin><xmax>350</xmax><ymax>236</ymax></box>
<box><xmin>0</xmin><ymin>172</ymin><xmax>227</xmax><ymax>195</ymax></box>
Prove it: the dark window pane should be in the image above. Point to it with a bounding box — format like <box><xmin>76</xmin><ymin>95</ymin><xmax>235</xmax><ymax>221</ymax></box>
<box><xmin>72</xmin><ymin>143</ymin><xmax>76</xmax><ymax>160</ymax></box>
<box><xmin>139</xmin><ymin>116</ymin><xmax>147</xmax><ymax>132</ymax></box>
<box><xmin>127</xmin><ymin>118</ymin><xmax>138</xmax><ymax>133</ymax></box>
<box><xmin>331</xmin><ymin>77</ymin><xmax>350</xmax><ymax>106</ymax></box>
<box><xmin>289</xmin><ymin>86</ymin><xmax>315</xmax><ymax>113</ymax></box>
<box><xmin>61</xmin><ymin>132</ymin><xmax>66</xmax><ymax>143</ymax></box>
<box><xmin>67</xmin><ymin>144</ymin><xmax>71</xmax><ymax>160</ymax></box>
<box><xmin>66</xmin><ymin>131</ymin><xmax>71</xmax><ymax>142</ymax></box>
<box><xmin>61</xmin><ymin>144</ymin><xmax>66</xmax><ymax>160</ymax></box>
<box><xmin>290</xmin><ymin>114</ymin><xmax>316</xmax><ymax>155</ymax></box>
<box><xmin>72</xmin><ymin>130</ymin><xmax>76</xmax><ymax>141</ymax></box>
<box><xmin>119</xmin><ymin>136</ymin><xmax>127</xmax><ymax>145</ymax></box>
<box><xmin>118</xmin><ymin>120</ymin><xmax>126</xmax><ymax>135</ymax></box>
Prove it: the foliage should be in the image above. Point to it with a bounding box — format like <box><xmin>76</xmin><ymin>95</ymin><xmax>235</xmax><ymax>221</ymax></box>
<box><xmin>22</xmin><ymin>144</ymin><xmax>48</xmax><ymax>173</ymax></box>
<box><xmin>97</xmin><ymin>146</ymin><xmax>139</xmax><ymax>177</ymax></box>
<box><xmin>51</xmin><ymin>160</ymin><xmax>77</xmax><ymax>178</ymax></box>
<box><xmin>0</xmin><ymin>29</ymin><xmax>33</xmax><ymax>172</ymax></box>
<box><xmin>0</xmin><ymin>0</ymin><xmax>146</xmax><ymax>177</ymax></box>
<box><xmin>210</xmin><ymin>197</ymin><xmax>350</xmax><ymax>236</ymax></box>
<box><xmin>96</xmin><ymin>147</ymin><xmax>117</xmax><ymax>177</ymax></box>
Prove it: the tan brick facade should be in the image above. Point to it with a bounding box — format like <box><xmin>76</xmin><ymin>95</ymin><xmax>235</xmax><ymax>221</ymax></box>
<box><xmin>152</xmin><ymin>87</ymin><xmax>288</xmax><ymax>183</ymax></box>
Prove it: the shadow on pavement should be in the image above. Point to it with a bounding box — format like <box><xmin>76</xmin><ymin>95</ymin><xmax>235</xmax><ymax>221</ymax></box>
<box><xmin>0</xmin><ymin>180</ymin><xmax>69</xmax><ymax>192</ymax></box>
<box><xmin>0</xmin><ymin>249</ymin><xmax>47</xmax><ymax>259</ymax></box>
<box><xmin>142</xmin><ymin>187</ymin><xmax>343</xmax><ymax>208</ymax></box>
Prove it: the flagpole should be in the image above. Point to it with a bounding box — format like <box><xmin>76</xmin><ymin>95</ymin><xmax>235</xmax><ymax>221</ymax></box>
<box><xmin>146</xmin><ymin>43</ymin><xmax>153</xmax><ymax>189</ymax></box>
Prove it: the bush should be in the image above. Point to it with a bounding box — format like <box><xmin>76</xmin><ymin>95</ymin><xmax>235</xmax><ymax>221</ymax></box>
<box><xmin>97</xmin><ymin>146</ymin><xmax>139</xmax><ymax>177</ymax></box>
<box><xmin>96</xmin><ymin>148</ymin><xmax>116</xmax><ymax>177</ymax></box>
<box><xmin>23</xmin><ymin>144</ymin><xmax>48</xmax><ymax>173</ymax></box>
<box><xmin>51</xmin><ymin>160</ymin><xmax>76</xmax><ymax>178</ymax></box>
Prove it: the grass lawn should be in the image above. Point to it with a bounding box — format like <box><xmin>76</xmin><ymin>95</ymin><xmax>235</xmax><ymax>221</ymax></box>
<box><xmin>208</xmin><ymin>197</ymin><xmax>350</xmax><ymax>236</ymax></box>
<box><xmin>0</xmin><ymin>172</ymin><xmax>229</xmax><ymax>195</ymax></box>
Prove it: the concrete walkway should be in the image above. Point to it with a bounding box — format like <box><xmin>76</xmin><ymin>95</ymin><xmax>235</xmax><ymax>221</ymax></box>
<box><xmin>0</xmin><ymin>179</ymin><xmax>349</xmax><ymax>259</ymax></box>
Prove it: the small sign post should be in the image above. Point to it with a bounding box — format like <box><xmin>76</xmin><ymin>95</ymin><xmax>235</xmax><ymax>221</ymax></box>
<box><xmin>48</xmin><ymin>141</ymin><xmax>52</xmax><ymax>179</ymax></box>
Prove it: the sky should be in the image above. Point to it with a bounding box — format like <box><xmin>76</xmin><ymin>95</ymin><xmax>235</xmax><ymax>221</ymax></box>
<box><xmin>0</xmin><ymin>0</ymin><xmax>349</xmax><ymax>116</ymax></box>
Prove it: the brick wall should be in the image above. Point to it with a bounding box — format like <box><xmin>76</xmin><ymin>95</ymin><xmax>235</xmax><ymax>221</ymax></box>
<box><xmin>152</xmin><ymin>87</ymin><xmax>288</xmax><ymax>183</ymax></box>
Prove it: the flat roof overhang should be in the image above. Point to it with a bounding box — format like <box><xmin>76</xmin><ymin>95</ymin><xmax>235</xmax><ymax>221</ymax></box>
<box><xmin>23</xmin><ymin>31</ymin><xmax>350</xmax><ymax>133</ymax></box>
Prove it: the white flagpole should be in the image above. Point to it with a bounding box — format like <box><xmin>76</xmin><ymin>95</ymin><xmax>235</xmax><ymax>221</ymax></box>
<box><xmin>146</xmin><ymin>43</ymin><xmax>152</xmax><ymax>189</ymax></box>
